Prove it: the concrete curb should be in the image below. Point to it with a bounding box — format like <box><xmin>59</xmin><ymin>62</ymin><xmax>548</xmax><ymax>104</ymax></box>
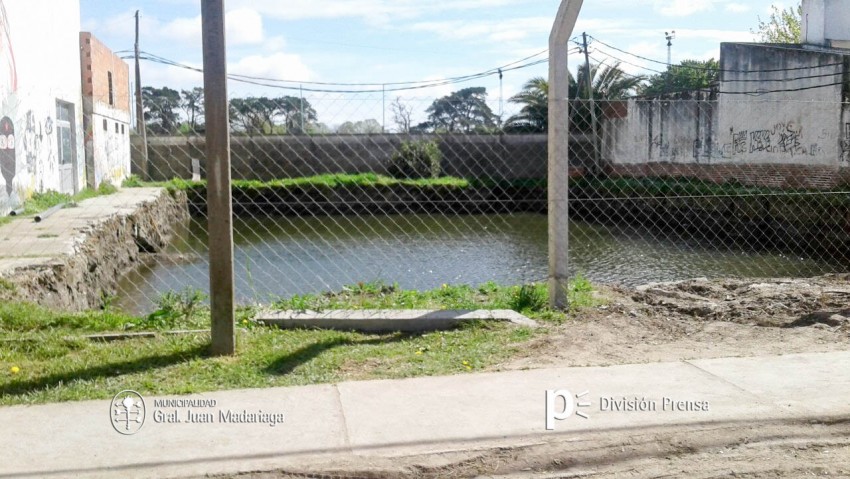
<box><xmin>256</xmin><ymin>309</ymin><xmax>539</xmax><ymax>332</ymax></box>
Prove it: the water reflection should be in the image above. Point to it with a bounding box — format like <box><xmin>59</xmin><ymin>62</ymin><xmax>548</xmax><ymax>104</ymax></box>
<box><xmin>116</xmin><ymin>213</ymin><xmax>844</xmax><ymax>314</ymax></box>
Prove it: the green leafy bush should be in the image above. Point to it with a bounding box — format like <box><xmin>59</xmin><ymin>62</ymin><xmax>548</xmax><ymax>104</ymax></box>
<box><xmin>387</xmin><ymin>140</ymin><xmax>442</xmax><ymax>179</ymax></box>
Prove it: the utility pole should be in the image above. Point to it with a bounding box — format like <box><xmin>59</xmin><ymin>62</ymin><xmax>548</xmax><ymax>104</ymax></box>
<box><xmin>581</xmin><ymin>32</ymin><xmax>600</xmax><ymax>174</ymax></box>
<box><xmin>299</xmin><ymin>84</ymin><xmax>305</xmax><ymax>134</ymax></box>
<box><xmin>498</xmin><ymin>68</ymin><xmax>504</xmax><ymax>122</ymax></box>
<box><xmin>382</xmin><ymin>84</ymin><xmax>386</xmax><ymax>133</ymax></box>
<box><xmin>665</xmin><ymin>31</ymin><xmax>675</xmax><ymax>67</ymax></box>
<box><xmin>134</xmin><ymin>10</ymin><xmax>149</xmax><ymax>180</ymax></box>
<box><xmin>665</xmin><ymin>31</ymin><xmax>675</xmax><ymax>93</ymax></box>
<box><xmin>201</xmin><ymin>0</ymin><xmax>236</xmax><ymax>356</ymax></box>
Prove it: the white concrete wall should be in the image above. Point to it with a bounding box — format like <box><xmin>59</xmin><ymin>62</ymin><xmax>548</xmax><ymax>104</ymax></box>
<box><xmin>604</xmin><ymin>95</ymin><xmax>717</xmax><ymax>165</ymax></box>
<box><xmin>718</xmin><ymin>43</ymin><xmax>845</xmax><ymax>167</ymax></box>
<box><xmin>0</xmin><ymin>0</ymin><xmax>83</xmax><ymax>214</ymax></box>
<box><xmin>606</xmin><ymin>44</ymin><xmax>848</xmax><ymax>168</ymax></box>
<box><xmin>90</xmin><ymin>103</ymin><xmax>131</xmax><ymax>188</ymax></box>
<box><xmin>803</xmin><ymin>0</ymin><xmax>850</xmax><ymax>46</ymax></box>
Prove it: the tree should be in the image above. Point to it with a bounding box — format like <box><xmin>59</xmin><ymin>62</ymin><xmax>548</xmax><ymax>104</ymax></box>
<box><xmin>579</xmin><ymin>62</ymin><xmax>645</xmax><ymax>100</ymax></box>
<box><xmin>426</xmin><ymin>87</ymin><xmax>497</xmax><ymax>133</ymax></box>
<box><xmin>142</xmin><ymin>86</ymin><xmax>181</xmax><ymax>135</ymax></box>
<box><xmin>180</xmin><ymin>87</ymin><xmax>204</xmax><ymax>133</ymax></box>
<box><xmin>274</xmin><ymin>95</ymin><xmax>317</xmax><ymax>135</ymax></box>
<box><xmin>753</xmin><ymin>3</ymin><xmax>801</xmax><ymax>43</ymax></box>
<box><xmin>390</xmin><ymin>97</ymin><xmax>413</xmax><ymax>133</ymax></box>
<box><xmin>505</xmin><ymin>77</ymin><xmax>549</xmax><ymax>133</ymax></box>
<box><xmin>504</xmin><ymin>62</ymin><xmax>644</xmax><ymax>133</ymax></box>
<box><xmin>229</xmin><ymin>97</ymin><xmax>277</xmax><ymax>135</ymax></box>
<box><xmin>337</xmin><ymin>119</ymin><xmax>382</xmax><ymax>134</ymax></box>
<box><xmin>228</xmin><ymin>96</ymin><xmax>318</xmax><ymax>135</ymax></box>
<box><xmin>640</xmin><ymin>59</ymin><xmax>719</xmax><ymax>96</ymax></box>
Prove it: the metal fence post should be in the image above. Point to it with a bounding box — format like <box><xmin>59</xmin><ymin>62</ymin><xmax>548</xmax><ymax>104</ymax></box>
<box><xmin>548</xmin><ymin>0</ymin><xmax>583</xmax><ymax>309</ymax></box>
<box><xmin>201</xmin><ymin>0</ymin><xmax>236</xmax><ymax>355</ymax></box>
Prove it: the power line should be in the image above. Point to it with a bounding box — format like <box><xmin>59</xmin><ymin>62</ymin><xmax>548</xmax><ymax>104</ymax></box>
<box><xmin>128</xmin><ymin>49</ymin><xmax>576</xmax><ymax>94</ymax></box>
<box><xmin>589</xmin><ymin>48</ymin><xmax>847</xmax><ymax>84</ymax></box>
<box><xmin>588</xmin><ymin>35</ymin><xmax>846</xmax><ymax>74</ymax></box>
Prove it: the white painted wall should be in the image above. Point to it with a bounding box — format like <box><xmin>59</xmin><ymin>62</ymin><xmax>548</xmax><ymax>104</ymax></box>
<box><xmin>803</xmin><ymin>0</ymin><xmax>850</xmax><ymax>47</ymax></box>
<box><xmin>90</xmin><ymin>103</ymin><xmax>131</xmax><ymax>188</ymax></box>
<box><xmin>606</xmin><ymin>44</ymin><xmax>849</xmax><ymax>169</ymax></box>
<box><xmin>0</xmin><ymin>0</ymin><xmax>83</xmax><ymax>214</ymax></box>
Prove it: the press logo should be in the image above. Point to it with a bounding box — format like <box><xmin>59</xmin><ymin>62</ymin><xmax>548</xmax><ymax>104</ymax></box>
<box><xmin>545</xmin><ymin>389</ymin><xmax>591</xmax><ymax>430</ymax></box>
<box><xmin>111</xmin><ymin>390</ymin><xmax>146</xmax><ymax>435</ymax></box>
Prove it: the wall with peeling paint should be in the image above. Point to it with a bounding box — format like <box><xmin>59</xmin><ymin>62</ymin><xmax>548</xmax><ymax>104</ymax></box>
<box><xmin>0</xmin><ymin>0</ymin><xmax>84</xmax><ymax>215</ymax></box>
<box><xmin>604</xmin><ymin>43</ymin><xmax>850</xmax><ymax>173</ymax></box>
<box><xmin>80</xmin><ymin>32</ymin><xmax>131</xmax><ymax>189</ymax></box>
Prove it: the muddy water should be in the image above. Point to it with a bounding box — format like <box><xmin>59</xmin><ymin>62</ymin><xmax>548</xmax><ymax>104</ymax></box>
<box><xmin>116</xmin><ymin>213</ymin><xmax>844</xmax><ymax>314</ymax></box>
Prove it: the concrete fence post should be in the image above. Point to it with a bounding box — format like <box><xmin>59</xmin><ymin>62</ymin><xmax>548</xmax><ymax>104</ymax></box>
<box><xmin>201</xmin><ymin>0</ymin><xmax>236</xmax><ymax>355</ymax></box>
<box><xmin>548</xmin><ymin>0</ymin><xmax>584</xmax><ymax>309</ymax></box>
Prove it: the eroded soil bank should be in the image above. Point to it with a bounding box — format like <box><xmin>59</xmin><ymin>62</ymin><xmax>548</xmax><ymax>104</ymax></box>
<box><xmin>0</xmin><ymin>188</ymin><xmax>188</xmax><ymax>311</ymax></box>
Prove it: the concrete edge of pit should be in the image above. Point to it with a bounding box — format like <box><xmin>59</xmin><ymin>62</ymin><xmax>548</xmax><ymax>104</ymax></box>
<box><xmin>255</xmin><ymin>309</ymin><xmax>539</xmax><ymax>333</ymax></box>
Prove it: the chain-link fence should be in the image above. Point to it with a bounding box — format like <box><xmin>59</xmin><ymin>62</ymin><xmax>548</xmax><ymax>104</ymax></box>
<box><xmin>97</xmin><ymin>85</ymin><xmax>850</xmax><ymax>313</ymax></box>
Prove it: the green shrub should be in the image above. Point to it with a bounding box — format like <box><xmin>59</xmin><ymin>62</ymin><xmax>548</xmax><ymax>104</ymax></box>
<box><xmin>508</xmin><ymin>284</ymin><xmax>547</xmax><ymax>313</ymax></box>
<box><xmin>122</xmin><ymin>175</ymin><xmax>143</xmax><ymax>188</ymax></box>
<box><xmin>388</xmin><ymin>140</ymin><xmax>442</xmax><ymax>179</ymax></box>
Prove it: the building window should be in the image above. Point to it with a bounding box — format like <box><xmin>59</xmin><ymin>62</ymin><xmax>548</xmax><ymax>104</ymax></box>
<box><xmin>115</xmin><ymin>122</ymin><xmax>119</xmax><ymax>133</ymax></box>
<box><xmin>108</xmin><ymin>72</ymin><xmax>114</xmax><ymax>106</ymax></box>
<box><xmin>103</xmin><ymin>119</ymin><xmax>108</xmax><ymax>131</ymax></box>
<box><xmin>121</xmin><ymin>124</ymin><xmax>125</xmax><ymax>134</ymax></box>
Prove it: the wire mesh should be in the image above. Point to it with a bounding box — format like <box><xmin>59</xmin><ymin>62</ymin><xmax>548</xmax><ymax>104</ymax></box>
<box><xmin>103</xmin><ymin>85</ymin><xmax>850</xmax><ymax>314</ymax></box>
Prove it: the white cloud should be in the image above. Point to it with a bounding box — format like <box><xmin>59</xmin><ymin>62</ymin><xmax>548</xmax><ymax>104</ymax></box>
<box><xmin>725</xmin><ymin>3</ymin><xmax>752</xmax><ymax>13</ymax></box>
<box><xmin>409</xmin><ymin>17</ymin><xmax>551</xmax><ymax>44</ymax></box>
<box><xmin>655</xmin><ymin>0</ymin><xmax>716</xmax><ymax>17</ymax></box>
<box><xmin>228</xmin><ymin>0</ymin><xmax>531</xmax><ymax>23</ymax></box>
<box><xmin>160</xmin><ymin>8</ymin><xmax>265</xmax><ymax>46</ymax></box>
<box><xmin>230</xmin><ymin>53</ymin><xmax>313</xmax><ymax>83</ymax></box>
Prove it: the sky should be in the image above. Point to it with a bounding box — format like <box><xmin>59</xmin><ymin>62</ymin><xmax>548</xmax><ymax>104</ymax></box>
<box><xmin>78</xmin><ymin>0</ymin><xmax>798</xmax><ymax>129</ymax></box>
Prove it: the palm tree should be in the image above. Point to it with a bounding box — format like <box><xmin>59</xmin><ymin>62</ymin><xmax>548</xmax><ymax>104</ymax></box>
<box><xmin>504</xmin><ymin>77</ymin><xmax>550</xmax><ymax>133</ymax></box>
<box><xmin>505</xmin><ymin>62</ymin><xmax>644</xmax><ymax>133</ymax></box>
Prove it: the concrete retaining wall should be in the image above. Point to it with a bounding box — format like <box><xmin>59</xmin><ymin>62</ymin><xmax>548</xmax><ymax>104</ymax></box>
<box><xmin>132</xmin><ymin>134</ymin><xmax>594</xmax><ymax>182</ymax></box>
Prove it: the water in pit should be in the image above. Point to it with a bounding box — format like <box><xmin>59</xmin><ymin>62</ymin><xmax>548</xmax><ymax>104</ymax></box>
<box><xmin>115</xmin><ymin>213</ymin><xmax>845</xmax><ymax>314</ymax></box>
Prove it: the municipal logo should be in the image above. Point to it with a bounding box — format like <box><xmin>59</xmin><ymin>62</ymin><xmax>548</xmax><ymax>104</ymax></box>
<box><xmin>111</xmin><ymin>390</ymin><xmax>146</xmax><ymax>435</ymax></box>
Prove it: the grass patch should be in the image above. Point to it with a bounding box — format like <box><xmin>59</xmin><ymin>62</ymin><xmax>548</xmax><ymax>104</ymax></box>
<box><xmin>0</xmin><ymin>279</ymin><xmax>599</xmax><ymax>405</ymax></box>
<box><xmin>123</xmin><ymin>173</ymin><xmax>553</xmax><ymax>195</ymax></box>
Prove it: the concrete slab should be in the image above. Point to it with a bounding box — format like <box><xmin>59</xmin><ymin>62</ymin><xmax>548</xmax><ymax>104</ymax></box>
<box><xmin>688</xmin><ymin>351</ymin><xmax>850</xmax><ymax>416</ymax></box>
<box><xmin>0</xmin><ymin>385</ymin><xmax>349</xmax><ymax>479</ymax></box>
<box><xmin>0</xmin><ymin>352</ymin><xmax>848</xmax><ymax>479</ymax></box>
<box><xmin>257</xmin><ymin>309</ymin><xmax>538</xmax><ymax>332</ymax></box>
<box><xmin>336</xmin><ymin>360</ymin><xmax>777</xmax><ymax>457</ymax></box>
<box><xmin>0</xmin><ymin>188</ymin><xmax>165</xmax><ymax>266</ymax></box>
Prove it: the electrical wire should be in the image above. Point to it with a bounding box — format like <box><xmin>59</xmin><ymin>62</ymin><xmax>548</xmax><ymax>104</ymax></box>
<box><xmin>588</xmin><ymin>35</ymin><xmax>846</xmax><ymax>74</ymax></box>
<box><xmin>124</xmin><ymin>49</ymin><xmax>574</xmax><ymax>93</ymax></box>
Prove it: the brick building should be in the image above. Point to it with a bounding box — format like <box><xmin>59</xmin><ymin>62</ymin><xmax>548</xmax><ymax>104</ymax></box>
<box><xmin>80</xmin><ymin>32</ymin><xmax>131</xmax><ymax>189</ymax></box>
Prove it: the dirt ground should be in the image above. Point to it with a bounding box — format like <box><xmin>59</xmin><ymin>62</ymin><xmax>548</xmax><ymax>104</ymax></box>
<box><xmin>207</xmin><ymin>275</ymin><xmax>850</xmax><ymax>479</ymax></box>
<box><xmin>502</xmin><ymin>273</ymin><xmax>850</xmax><ymax>371</ymax></box>
<box><xmin>214</xmin><ymin>419</ymin><xmax>850</xmax><ymax>478</ymax></box>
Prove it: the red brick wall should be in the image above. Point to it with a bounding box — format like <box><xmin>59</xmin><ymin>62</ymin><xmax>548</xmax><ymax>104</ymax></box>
<box><xmin>80</xmin><ymin>32</ymin><xmax>130</xmax><ymax>113</ymax></box>
<box><xmin>606</xmin><ymin>163</ymin><xmax>850</xmax><ymax>190</ymax></box>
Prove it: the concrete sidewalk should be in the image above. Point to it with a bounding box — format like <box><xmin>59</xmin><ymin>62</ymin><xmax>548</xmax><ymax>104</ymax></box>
<box><xmin>1</xmin><ymin>351</ymin><xmax>848</xmax><ymax>479</ymax></box>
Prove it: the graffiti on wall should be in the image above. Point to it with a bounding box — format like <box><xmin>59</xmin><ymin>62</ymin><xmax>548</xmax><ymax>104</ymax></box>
<box><xmin>0</xmin><ymin>0</ymin><xmax>15</xmax><ymax>203</ymax></box>
<box><xmin>21</xmin><ymin>110</ymin><xmax>54</xmax><ymax>191</ymax></box>
<box><xmin>0</xmin><ymin>116</ymin><xmax>13</xmax><ymax>195</ymax></box>
<box><xmin>840</xmin><ymin>122</ymin><xmax>850</xmax><ymax>162</ymax></box>
<box><xmin>729</xmin><ymin>123</ymin><xmax>822</xmax><ymax>159</ymax></box>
